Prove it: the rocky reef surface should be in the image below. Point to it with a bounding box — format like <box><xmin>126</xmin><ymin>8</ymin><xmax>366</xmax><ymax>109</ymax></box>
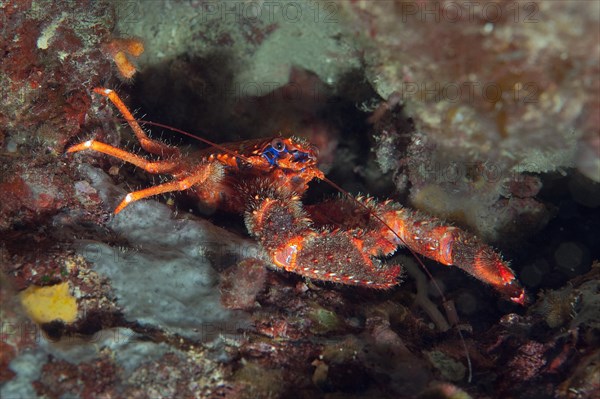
<box><xmin>1</xmin><ymin>1</ymin><xmax>598</xmax><ymax>398</ymax></box>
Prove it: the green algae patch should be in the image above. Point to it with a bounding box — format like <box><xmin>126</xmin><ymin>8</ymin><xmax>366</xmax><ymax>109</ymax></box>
<box><xmin>307</xmin><ymin>304</ymin><xmax>341</xmax><ymax>335</ymax></box>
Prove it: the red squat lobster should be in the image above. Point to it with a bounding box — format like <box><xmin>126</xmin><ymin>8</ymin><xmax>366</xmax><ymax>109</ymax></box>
<box><xmin>67</xmin><ymin>88</ymin><xmax>527</xmax><ymax>305</ymax></box>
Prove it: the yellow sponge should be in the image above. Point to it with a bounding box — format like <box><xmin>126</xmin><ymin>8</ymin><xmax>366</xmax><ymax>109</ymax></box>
<box><xmin>19</xmin><ymin>282</ymin><xmax>78</xmax><ymax>324</ymax></box>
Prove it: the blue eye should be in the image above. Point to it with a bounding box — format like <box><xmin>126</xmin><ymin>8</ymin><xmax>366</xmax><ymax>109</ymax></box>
<box><xmin>261</xmin><ymin>138</ymin><xmax>314</xmax><ymax>167</ymax></box>
<box><xmin>262</xmin><ymin>140</ymin><xmax>284</xmax><ymax>166</ymax></box>
<box><xmin>271</xmin><ymin>138</ymin><xmax>285</xmax><ymax>152</ymax></box>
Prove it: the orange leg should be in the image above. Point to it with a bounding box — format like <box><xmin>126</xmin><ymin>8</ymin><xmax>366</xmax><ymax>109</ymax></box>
<box><xmin>114</xmin><ymin>162</ymin><xmax>224</xmax><ymax>214</ymax></box>
<box><xmin>67</xmin><ymin>139</ymin><xmax>182</xmax><ymax>174</ymax></box>
<box><xmin>93</xmin><ymin>87</ymin><xmax>180</xmax><ymax>158</ymax></box>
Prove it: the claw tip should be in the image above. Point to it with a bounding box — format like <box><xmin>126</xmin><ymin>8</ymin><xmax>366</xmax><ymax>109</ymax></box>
<box><xmin>510</xmin><ymin>289</ymin><xmax>528</xmax><ymax>306</ymax></box>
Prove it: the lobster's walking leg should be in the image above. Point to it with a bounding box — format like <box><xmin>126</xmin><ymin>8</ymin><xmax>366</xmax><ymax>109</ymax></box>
<box><xmin>113</xmin><ymin>162</ymin><xmax>224</xmax><ymax>214</ymax></box>
<box><xmin>67</xmin><ymin>140</ymin><xmax>182</xmax><ymax>174</ymax></box>
<box><xmin>242</xmin><ymin>181</ymin><xmax>402</xmax><ymax>288</ymax></box>
<box><xmin>93</xmin><ymin>87</ymin><xmax>180</xmax><ymax>158</ymax></box>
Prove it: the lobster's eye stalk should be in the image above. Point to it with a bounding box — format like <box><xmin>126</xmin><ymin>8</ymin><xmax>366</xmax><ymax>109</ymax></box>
<box><xmin>262</xmin><ymin>138</ymin><xmax>287</xmax><ymax>166</ymax></box>
<box><xmin>262</xmin><ymin>137</ymin><xmax>319</xmax><ymax>167</ymax></box>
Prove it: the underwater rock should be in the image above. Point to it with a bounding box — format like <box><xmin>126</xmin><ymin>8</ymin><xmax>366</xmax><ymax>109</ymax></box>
<box><xmin>76</xmin><ymin>165</ymin><xmax>257</xmax><ymax>340</ymax></box>
<box><xmin>344</xmin><ymin>1</ymin><xmax>598</xmax><ymax>242</ymax></box>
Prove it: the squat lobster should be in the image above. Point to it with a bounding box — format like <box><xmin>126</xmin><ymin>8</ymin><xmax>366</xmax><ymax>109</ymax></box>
<box><xmin>67</xmin><ymin>88</ymin><xmax>527</xmax><ymax>304</ymax></box>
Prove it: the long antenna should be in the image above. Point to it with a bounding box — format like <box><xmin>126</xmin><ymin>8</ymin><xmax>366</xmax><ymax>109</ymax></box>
<box><xmin>119</xmin><ymin>117</ymin><xmax>253</xmax><ymax>164</ymax></box>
